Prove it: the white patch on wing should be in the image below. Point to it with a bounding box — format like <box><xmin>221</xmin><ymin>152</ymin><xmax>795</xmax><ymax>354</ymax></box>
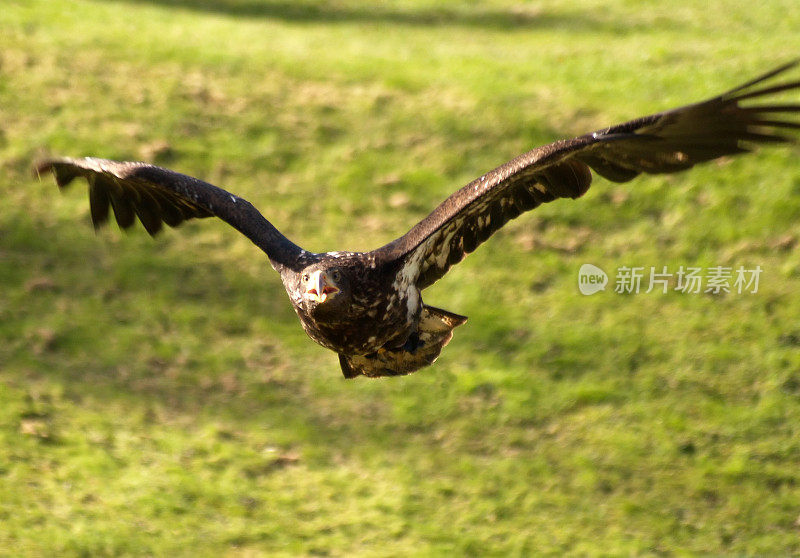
<box><xmin>391</xmin><ymin>250</ymin><xmax>425</xmax><ymax>324</ymax></box>
<box><xmin>393</xmin><ymin>253</ymin><xmax>421</xmax><ymax>291</ymax></box>
<box><xmin>324</xmin><ymin>251</ymin><xmax>356</xmax><ymax>259</ymax></box>
<box><xmin>406</xmin><ymin>289</ymin><xmax>420</xmax><ymax>322</ymax></box>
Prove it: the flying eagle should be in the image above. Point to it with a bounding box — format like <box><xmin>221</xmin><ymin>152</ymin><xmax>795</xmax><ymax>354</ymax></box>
<box><xmin>37</xmin><ymin>62</ymin><xmax>800</xmax><ymax>378</ymax></box>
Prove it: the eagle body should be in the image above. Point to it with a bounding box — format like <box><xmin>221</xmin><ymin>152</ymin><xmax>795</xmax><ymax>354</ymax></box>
<box><xmin>283</xmin><ymin>252</ymin><xmax>419</xmax><ymax>356</ymax></box>
<box><xmin>36</xmin><ymin>61</ymin><xmax>800</xmax><ymax>378</ymax></box>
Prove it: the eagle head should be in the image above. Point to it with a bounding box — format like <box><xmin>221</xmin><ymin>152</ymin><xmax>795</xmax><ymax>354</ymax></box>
<box><xmin>297</xmin><ymin>265</ymin><xmax>351</xmax><ymax>317</ymax></box>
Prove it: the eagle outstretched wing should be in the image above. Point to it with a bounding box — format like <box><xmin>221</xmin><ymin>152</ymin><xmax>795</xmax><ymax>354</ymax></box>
<box><xmin>35</xmin><ymin>157</ymin><xmax>308</xmax><ymax>270</ymax></box>
<box><xmin>372</xmin><ymin>61</ymin><xmax>800</xmax><ymax>290</ymax></box>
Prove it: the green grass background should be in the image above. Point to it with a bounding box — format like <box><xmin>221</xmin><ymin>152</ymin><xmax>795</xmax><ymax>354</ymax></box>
<box><xmin>2</xmin><ymin>0</ymin><xmax>800</xmax><ymax>555</ymax></box>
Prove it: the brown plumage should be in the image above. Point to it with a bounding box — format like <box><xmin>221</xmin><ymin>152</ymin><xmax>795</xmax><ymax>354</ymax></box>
<box><xmin>36</xmin><ymin>61</ymin><xmax>800</xmax><ymax>378</ymax></box>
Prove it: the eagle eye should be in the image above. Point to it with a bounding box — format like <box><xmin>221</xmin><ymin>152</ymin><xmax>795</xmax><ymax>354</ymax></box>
<box><xmin>302</xmin><ymin>273</ymin><xmax>309</xmax><ymax>282</ymax></box>
<box><xmin>331</xmin><ymin>270</ymin><xmax>341</xmax><ymax>281</ymax></box>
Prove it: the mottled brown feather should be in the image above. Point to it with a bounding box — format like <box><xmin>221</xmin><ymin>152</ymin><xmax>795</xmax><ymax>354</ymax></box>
<box><xmin>372</xmin><ymin>61</ymin><xmax>799</xmax><ymax>290</ymax></box>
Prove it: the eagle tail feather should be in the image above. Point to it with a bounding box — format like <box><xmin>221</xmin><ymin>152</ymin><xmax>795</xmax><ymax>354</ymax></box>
<box><xmin>339</xmin><ymin>305</ymin><xmax>467</xmax><ymax>378</ymax></box>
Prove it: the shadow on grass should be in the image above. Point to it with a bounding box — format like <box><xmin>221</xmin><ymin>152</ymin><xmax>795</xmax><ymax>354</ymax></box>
<box><xmin>109</xmin><ymin>0</ymin><xmax>673</xmax><ymax>33</ymax></box>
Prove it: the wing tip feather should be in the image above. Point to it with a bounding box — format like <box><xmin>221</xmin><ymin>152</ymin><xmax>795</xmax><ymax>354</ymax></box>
<box><xmin>34</xmin><ymin>158</ymin><xmax>79</xmax><ymax>188</ymax></box>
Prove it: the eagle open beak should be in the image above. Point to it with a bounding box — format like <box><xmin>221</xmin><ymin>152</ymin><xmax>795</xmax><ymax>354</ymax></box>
<box><xmin>306</xmin><ymin>270</ymin><xmax>339</xmax><ymax>303</ymax></box>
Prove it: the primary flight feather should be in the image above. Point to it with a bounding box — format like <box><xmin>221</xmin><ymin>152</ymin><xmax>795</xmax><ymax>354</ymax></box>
<box><xmin>37</xmin><ymin>61</ymin><xmax>800</xmax><ymax>378</ymax></box>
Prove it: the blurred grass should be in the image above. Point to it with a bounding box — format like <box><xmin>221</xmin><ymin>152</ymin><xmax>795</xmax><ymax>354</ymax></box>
<box><xmin>2</xmin><ymin>0</ymin><xmax>800</xmax><ymax>555</ymax></box>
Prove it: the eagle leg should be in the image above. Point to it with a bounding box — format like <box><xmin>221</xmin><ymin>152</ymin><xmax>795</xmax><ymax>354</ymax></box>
<box><xmin>401</xmin><ymin>331</ymin><xmax>424</xmax><ymax>353</ymax></box>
